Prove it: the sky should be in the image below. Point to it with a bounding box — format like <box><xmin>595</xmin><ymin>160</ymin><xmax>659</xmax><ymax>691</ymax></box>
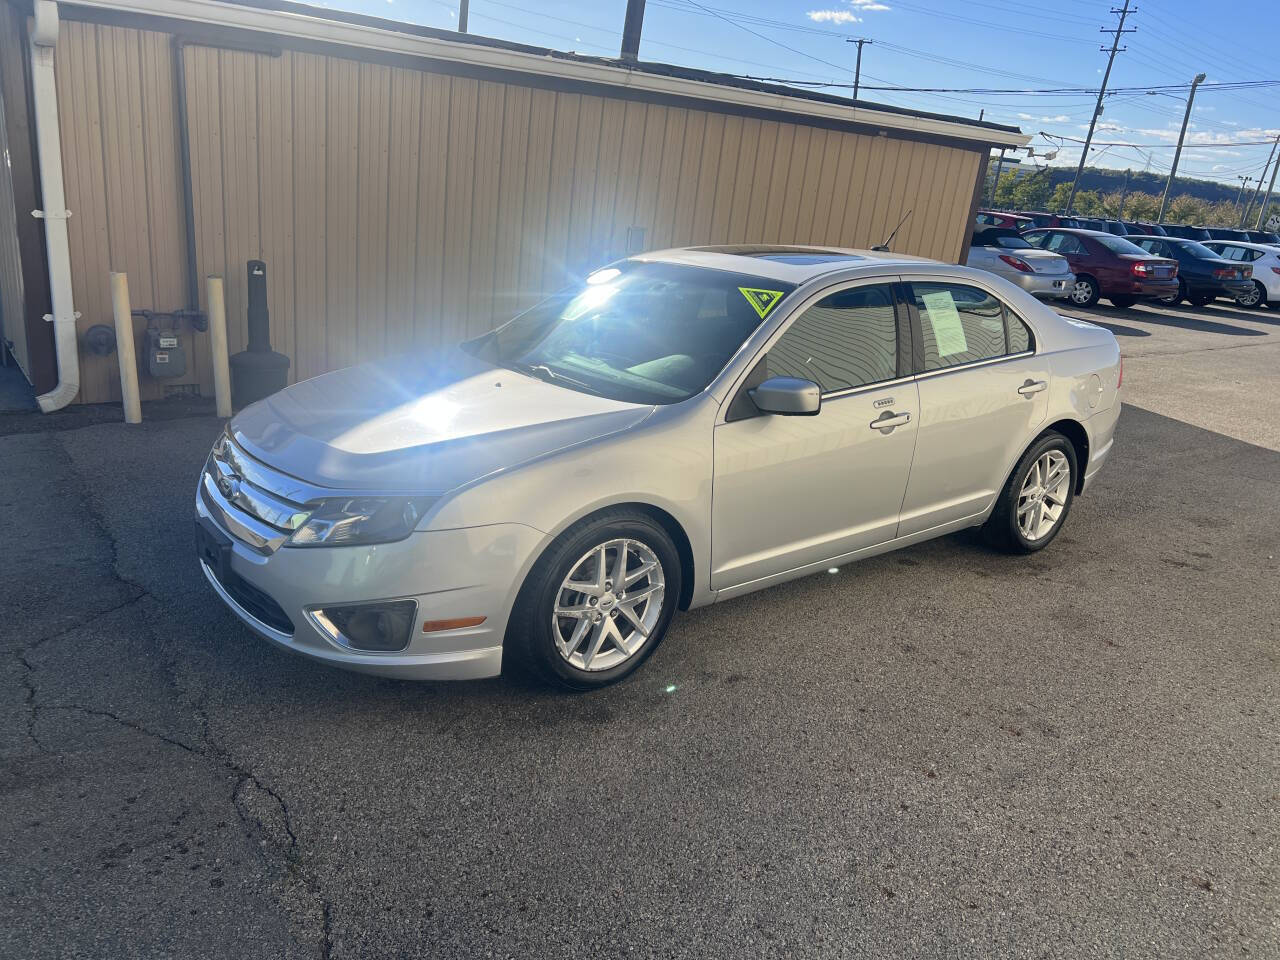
<box><xmin>316</xmin><ymin>0</ymin><xmax>1280</xmax><ymax>191</ymax></box>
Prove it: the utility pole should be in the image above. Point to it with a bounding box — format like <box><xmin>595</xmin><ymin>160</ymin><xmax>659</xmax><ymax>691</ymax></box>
<box><xmin>1117</xmin><ymin>168</ymin><xmax>1131</xmax><ymax>219</ymax></box>
<box><xmin>1066</xmin><ymin>0</ymin><xmax>1136</xmax><ymax>215</ymax></box>
<box><xmin>846</xmin><ymin>38</ymin><xmax>873</xmax><ymax>101</ymax></box>
<box><xmin>1258</xmin><ymin>142</ymin><xmax>1280</xmax><ymax>231</ymax></box>
<box><xmin>457</xmin><ymin>0</ymin><xmax>468</xmax><ymax>32</ymax></box>
<box><xmin>620</xmin><ymin>0</ymin><xmax>646</xmax><ymax>61</ymax></box>
<box><xmin>1234</xmin><ymin>176</ymin><xmax>1253</xmax><ymax>217</ymax></box>
<box><xmin>1156</xmin><ymin>72</ymin><xmax>1206</xmax><ymax>223</ymax></box>
<box><xmin>988</xmin><ymin>148</ymin><xmax>1006</xmax><ymax>206</ymax></box>
<box><xmin>1242</xmin><ymin>134</ymin><xmax>1279</xmax><ymax>228</ymax></box>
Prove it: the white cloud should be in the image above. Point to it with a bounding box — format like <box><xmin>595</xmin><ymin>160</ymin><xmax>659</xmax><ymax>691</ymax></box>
<box><xmin>849</xmin><ymin>0</ymin><xmax>891</xmax><ymax>8</ymax></box>
<box><xmin>808</xmin><ymin>9</ymin><xmax>861</xmax><ymax>23</ymax></box>
<box><xmin>1042</xmin><ymin>114</ymin><xmax>1071</xmax><ymax>123</ymax></box>
<box><xmin>1017</xmin><ymin>113</ymin><xmax>1036</xmax><ymax>120</ymax></box>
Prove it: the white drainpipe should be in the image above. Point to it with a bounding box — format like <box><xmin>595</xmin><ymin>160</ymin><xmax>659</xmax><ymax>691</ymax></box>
<box><xmin>30</xmin><ymin>0</ymin><xmax>80</xmax><ymax>412</ymax></box>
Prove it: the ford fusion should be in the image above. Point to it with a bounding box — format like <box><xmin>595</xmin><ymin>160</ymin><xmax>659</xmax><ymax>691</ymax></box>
<box><xmin>196</xmin><ymin>246</ymin><xmax>1121</xmax><ymax>689</ymax></box>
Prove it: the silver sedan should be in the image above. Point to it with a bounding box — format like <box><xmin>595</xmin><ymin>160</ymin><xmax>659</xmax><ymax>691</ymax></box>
<box><xmin>196</xmin><ymin>246</ymin><xmax>1121</xmax><ymax>689</ymax></box>
<box><xmin>966</xmin><ymin>226</ymin><xmax>1074</xmax><ymax>299</ymax></box>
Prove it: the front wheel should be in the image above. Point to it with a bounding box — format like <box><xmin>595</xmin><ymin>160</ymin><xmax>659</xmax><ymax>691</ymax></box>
<box><xmin>1069</xmin><ymin>275</ymin><xmax>1099</xmax><ymax>307</ymax></box>
<box><xmin>508</xmin><ymin>510</ymin><xmax>681</xmax><ymax>690</ymax></box>
<box><xmin>982</xmin><ymin>432</ymin><xmax>1078</xmax><ymax>554</ymax></box>
<box><xmin>1157</xmin><ymin>278</ymin><xmax>1186</xmax><ymax>306</ymax></box>
<box><xmin>1235</xmin><ymin>281</ymin><xmax>1266</xmax><ymax>309</ymax></box>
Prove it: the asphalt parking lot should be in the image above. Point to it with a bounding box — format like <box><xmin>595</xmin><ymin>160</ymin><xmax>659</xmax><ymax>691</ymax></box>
<box><xmin>2</xmin><ymin>297</ymin><xmax>1277</xmax><ymax>959</ymax></box>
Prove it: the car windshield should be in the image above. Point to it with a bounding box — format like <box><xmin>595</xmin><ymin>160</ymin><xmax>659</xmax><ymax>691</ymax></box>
<box><xmin>1092</xmin><ymin>234</ymin><xmax>1150</xmax><ymax>256</ymax></box>
<box><xmin>461</xmin><ymin>262</ymin><xmax>795</xmax><ymax>405</ymax></box>
<box><xmin>1176</xmin><ymin>240</ymin><xmax>1220</xmax><ymax>259</ymax></box>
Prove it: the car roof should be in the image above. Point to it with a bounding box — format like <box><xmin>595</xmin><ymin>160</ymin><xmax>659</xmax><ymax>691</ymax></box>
<box><xmin>1023</xmin><ymin>227</ymin><xmax>1109</xmax><ymax>236</ymax></box>
<box><xmin>1202</xmin><ymin>239</ymin><xmax>1279</xmax><ymax>252</ymax></box>
<box><xmin>635</xmin><ymin>245</ymin><xmax>935</xmax><ymax>283</ymax></box>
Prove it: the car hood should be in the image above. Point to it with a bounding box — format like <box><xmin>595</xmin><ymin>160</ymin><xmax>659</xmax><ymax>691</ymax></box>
<box><xmin>229</xmin><ymin>349</ymin><xmax>654</xmax><ymax>493</ymax></box>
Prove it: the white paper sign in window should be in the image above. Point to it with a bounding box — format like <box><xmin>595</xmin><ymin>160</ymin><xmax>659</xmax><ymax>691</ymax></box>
<box><xmin>921</xmin><ymin>291</ymin><xmax>968</xmax><ymax>357</ymax></box>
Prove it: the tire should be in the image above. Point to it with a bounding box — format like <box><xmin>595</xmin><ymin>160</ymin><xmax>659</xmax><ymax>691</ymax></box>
<box><xmin>1107</xmin><ymin>295</ymin><xmax>1136</xmax><ymax>309</ymax></box>
<box><xmin>1235</xmin><ymin>280</ymin><xmax>1266</xmax><ymax>309</ymax></box>
<box><xmin>982</xmin><ymin>432</ymin><xmax>1078</xmax><ymax>554</ymax></box>
<box><xmin>508</xmin><ymin>509</ymin><xmax>682</xmax><ymax>690</ymax></box>
<box><xmin>1157</xmin><ymin>278</ymin><xmax>1186</xmax><ymax>306</ymax></box>
<box><xmin>1068</xmin><ymin>275</ymin><xmax>1099</xmax><ymax>307</ymax></box>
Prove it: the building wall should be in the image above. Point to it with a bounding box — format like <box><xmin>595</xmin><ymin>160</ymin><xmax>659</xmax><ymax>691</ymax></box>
<box><xmin>52</xmin><ymin>18</ymin><xmax>986</xmax><ymax>405</ymax></box>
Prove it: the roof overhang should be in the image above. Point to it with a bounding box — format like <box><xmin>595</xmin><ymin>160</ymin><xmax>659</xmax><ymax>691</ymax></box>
<box><xmin>59</xmin><ymin>0</ymin><xmax>1030</xmax><ymax>151</ymax></box>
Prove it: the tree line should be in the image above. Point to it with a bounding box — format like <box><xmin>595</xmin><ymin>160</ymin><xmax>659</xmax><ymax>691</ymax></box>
<box><xmin>987</xmin><ymin>168</ymin><xmax>1278</xmax><ymax>228</ymax></box>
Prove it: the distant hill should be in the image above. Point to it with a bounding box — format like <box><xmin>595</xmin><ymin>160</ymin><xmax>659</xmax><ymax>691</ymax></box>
<box><xmin>1030</xmin><ymin>166</ymin><xmax>1241</xmax><ymax>204</ymax></box>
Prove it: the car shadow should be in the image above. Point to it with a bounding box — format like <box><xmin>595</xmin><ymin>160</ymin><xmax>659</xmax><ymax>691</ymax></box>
<box><xmin>1117</xmin><ymin>305</ymin><xmax>1268</xmax><ymax>336</ymax></box>
<box><xmin>1080</xmin><ymin>318</ymin><xmax>1152</xmax><ymax>337</ymax></box>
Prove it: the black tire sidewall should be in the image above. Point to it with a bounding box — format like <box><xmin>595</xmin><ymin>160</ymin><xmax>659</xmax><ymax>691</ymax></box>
<box><xmin>513</xmin><ymin>513</ymin><xmax>682</xmax><ymax>690</ymax></box>
<box><xmin>1000</xmin><ymin>433</ymin><xmax>1078</xmax><ymax>553</ymax></box>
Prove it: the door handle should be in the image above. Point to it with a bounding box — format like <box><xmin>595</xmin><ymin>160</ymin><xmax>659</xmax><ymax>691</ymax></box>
<box><xmin>1018</xmin><ymin>379</ymin><xmax>1048</xmax><ymax>397</ymax></box>
<box><xmin>869</xmin><ymin>411</ymin><xmax>911</xmax><ymax>432</ymax></box>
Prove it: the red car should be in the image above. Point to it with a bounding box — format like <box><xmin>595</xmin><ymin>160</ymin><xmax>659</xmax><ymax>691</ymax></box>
<box><xmin>1020</xmin><ymin>228</ymin><xmax>1178</xmax><ymax>308</ymax></box>
<box><xmin>976</xmin><ymin>210</ymin><xmax>1034</xmax><ymax>231</ymax></box>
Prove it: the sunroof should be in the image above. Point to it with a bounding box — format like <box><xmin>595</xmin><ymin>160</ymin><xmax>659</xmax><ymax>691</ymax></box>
<box><xmin>750</xmin><ymin>253</ymin><xmax>865</xmax><ymax>265</ymax></box>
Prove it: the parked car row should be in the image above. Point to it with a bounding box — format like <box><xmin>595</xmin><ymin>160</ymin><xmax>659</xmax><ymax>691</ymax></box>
<box><xmin>970</xmin><ymin>212</ymin><xmax>1278</xmax><ymax>309</ymax></box>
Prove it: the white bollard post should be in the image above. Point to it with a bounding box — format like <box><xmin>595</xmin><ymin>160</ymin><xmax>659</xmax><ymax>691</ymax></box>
<box><xmin>109</xmin><ymin>272</ymin><xmax>142</xmax><ymax>424</ymax></box>
<box><xmin>206</xmin><ymin>275</ymin><xmax>232</xmax><ymax>418</ymax></box>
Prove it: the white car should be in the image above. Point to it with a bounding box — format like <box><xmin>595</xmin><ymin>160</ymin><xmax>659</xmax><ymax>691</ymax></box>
<box><xmin>966</xmin><ymin>227</ymin><xmax>1074</xmax><ymax>300</ymax></box>
<box><xmin>1202</xmin><ymin>240</ymin><xmax>1280</xmax><ymax>308</ymax></box>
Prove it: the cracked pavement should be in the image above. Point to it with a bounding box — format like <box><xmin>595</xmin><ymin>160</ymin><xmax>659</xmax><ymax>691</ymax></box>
<box><xmin>2</xmin><ymin>300</ymin><xmax>1278</xmax><ymax>958</ymax></box>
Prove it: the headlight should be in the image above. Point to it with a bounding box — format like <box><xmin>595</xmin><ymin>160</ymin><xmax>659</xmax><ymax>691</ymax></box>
<box><xmin>286</xmin><ymin>497</ymin><xmax>433</xmax><ymax>547</ymax></box>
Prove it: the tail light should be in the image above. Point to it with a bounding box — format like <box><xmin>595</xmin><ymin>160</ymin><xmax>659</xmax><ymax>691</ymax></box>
<box><xmin>998</xmin><ymin>254</ymin><xmax>1034</xmax><ymax>273</ymax></box>
<box><xmin>1131</xmin><ymin>261</ymin><xmax>1155</xmax><ymax>277</ymax></box>
<box><xmin>1271</xmin><ymin>267</ymin><xmax>1280</xmax><ymax>276</ymax></box>
<box><xmin>1212</xmin><ymin>267</ymin><xmax>1236</xmax><ymax>280</ymax></box>
<box><xmin>1241</xmin><ymin>266</ymin><xmax>1251</xmax><ymax>279</ymax></box>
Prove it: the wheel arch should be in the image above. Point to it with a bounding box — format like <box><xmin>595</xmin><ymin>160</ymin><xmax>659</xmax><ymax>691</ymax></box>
<box><xmin>1041</xmin><ymin>418</ymin><xmax>1090</xmax><ymax>494</ymax></box>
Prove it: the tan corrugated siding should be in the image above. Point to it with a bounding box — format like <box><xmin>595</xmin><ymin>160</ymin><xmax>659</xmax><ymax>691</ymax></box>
<box><xmin>54</xmin><ymin>20</ymin><xmax>989</xmax><ymax>404</ymax></box>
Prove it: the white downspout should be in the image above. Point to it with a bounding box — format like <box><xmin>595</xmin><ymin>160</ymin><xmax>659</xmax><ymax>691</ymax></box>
<box><xmin>30</xmin><ymin>0</ymin><xmax>80</xmax><ymax>412</ymax></box>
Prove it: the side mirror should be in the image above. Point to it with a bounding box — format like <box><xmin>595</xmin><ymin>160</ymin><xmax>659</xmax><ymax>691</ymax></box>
<box><xmin>748</xmin><ymin>376</ymin><xmax>821</xmax><ymax>416</ymax></box>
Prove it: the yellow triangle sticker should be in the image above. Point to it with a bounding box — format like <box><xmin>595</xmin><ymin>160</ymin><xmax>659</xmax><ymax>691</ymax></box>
<box><xmin>739</xmin><ymin>287</ymin><xmax>785</xmax><ymax>319</ymax></box>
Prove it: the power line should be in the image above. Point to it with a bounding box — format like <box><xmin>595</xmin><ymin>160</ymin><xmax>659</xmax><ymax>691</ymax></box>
<box><xmin>1067</xmin><ymin>0</ymin><xmax>1136</xmax><ymax>213</ymax></box>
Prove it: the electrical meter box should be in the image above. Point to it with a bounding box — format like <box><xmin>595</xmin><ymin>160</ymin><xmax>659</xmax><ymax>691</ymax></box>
<box><xmin>146</xmin><ymin>328</ymin><xmax>186</xmax><ymax>379</ymax></box>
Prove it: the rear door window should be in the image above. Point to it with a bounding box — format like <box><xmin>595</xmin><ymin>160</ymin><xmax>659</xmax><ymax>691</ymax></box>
<box><xmin>911</xmin><ymin>283</ymin><xmax>1011</xmax><ymax>371</ymax></box>
<box><xmin>1045</xmin><ymin>233</ymin><xmax>1086</xmax><ymax>255</ymax></box>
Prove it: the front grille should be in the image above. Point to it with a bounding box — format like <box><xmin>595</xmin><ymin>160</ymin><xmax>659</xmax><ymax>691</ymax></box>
<box><xmin>205</xmin><ymin>434</ymin><xmax>311</xmax><ymax>537</ymax></box>
<box><xmin>212</xmin><ymin>563</ymin><xmax>295</xmax><ymax>634</ymax></box>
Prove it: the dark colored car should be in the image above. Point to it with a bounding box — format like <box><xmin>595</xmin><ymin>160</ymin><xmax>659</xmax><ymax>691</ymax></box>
<box><xmin>975</xmin><ymin>210</ymin><xmax>1034</xmax><ymax>231</ymax></box>
<box><xmin>1205</xmin><ymin>227</ymin><xmax>1252</xmax><ymax>242</ymax></box>
<box><xmin>1127</xmin><ymin>235</ymin><xmax>1254</xmax><ymax>306</ymax></box>
<box><xmin>1123</xmin><ymin>220</ymin><xmax>1166</xmax><ymax>236</ymax></box>
<box><xmin>1017</xmin><ymin>211</ymin><xmax>1084</xmax><ymax>229</ymax></box>
<box><xmin>1022</xmin><ymin>228</ymin><xmax>1179</xmax><ymax>307</ymax></box>
<box><xmin>1161</xmin><ymin>223</ymin><xmax>1213</xmax><ymax>242</ymax></box>
<box><xmin>1243</xmin><ymin>230</ymin><xmax>1280</xmax><ymax>245</ymax></box>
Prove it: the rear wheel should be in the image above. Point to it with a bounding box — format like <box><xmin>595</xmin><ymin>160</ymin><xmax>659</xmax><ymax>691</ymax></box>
<box><xmin>1069</xmin><ymin>275</ymin><xmax>1099</xmax><ymax>307</ymax></box>
<box><xmin>982</xmin><ymin>432</ymin><xmax>1077</xmax><ymax>554</ymax></box>
<box><xmin>509</xmin><ymin>510</ymin><xmax>681</xmax><ymax>690</ymax></box>
<box><xmin>1235</xmin><ymin>280</ymin><xmax>1266</xmax><ymax>309</ymax></box>
<box><xmin>1107</xmin><ymin>295</ymin><xmax>1136</xmax><ymax>308</ymax></box>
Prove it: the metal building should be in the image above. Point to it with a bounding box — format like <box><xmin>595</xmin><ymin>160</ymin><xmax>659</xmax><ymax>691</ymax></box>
<box><xmin>0</xmin><ymin>0</ymin><xmax>1027</xmax><ymax>408</ymax></box>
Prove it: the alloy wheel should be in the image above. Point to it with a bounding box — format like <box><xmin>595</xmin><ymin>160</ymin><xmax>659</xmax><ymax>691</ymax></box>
<box><xmin>1235</xmin><ymin>282</ymin><xmax>1263</xmax><ymax>308</ymax></box>
<box><xmin>552</xmin><ymin>538</ymin><xmax>665</xmax><ymax>672</ymax></box>
<box><xmin>1069</xmin><ymin>280</ymin><xmax>1095</xmax><ymax>305</ymax></box>
<box><xmin>1017</xmin><ymin>450</ymin><xmax>1071</xmax><ymax>542</ymax></box>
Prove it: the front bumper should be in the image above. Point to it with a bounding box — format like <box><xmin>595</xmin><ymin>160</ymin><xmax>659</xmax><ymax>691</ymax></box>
<box><xmin>195</xmin><ymin>490</ymin><xmax>544</xmax><ymax>680</ymax></box>
<box><xmin>1011</xmin><ymin>271</ymin><xmax>1074</xmax><ymax>299</ymax></box>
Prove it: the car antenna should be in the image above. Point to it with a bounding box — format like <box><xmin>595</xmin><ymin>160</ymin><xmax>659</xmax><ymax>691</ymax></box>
<box><xmin>872</xmin><ymin>209</ymin><xmax>912</xmax><ymax>252</ymax></box>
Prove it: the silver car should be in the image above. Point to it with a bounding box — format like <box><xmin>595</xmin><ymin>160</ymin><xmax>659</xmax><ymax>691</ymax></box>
<box><xmin>966</xmin><ymin>227</ymin><xmax>1074</xmax><ymax>299</ymax></box>
<box><xmin>196</xmin><ymin>245</ymin><xmax>1121</xmax><ymax>689</ymax></box>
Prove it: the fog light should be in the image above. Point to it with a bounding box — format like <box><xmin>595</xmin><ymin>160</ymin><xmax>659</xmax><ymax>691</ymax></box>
<box><xmin>313</xmin><ymin>600</ymin><xmax>416</xmax><ymax>652</ymax></box>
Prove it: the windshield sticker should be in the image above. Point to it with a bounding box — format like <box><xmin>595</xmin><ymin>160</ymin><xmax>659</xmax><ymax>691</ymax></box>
<box><xmin>921</xmin><ymin>290</ymin><xmax>969</xmax><ymax>357</ymax></box>
<box><xmin>738</xmin><ymin>287</ymin><xmax>785</xmax><ymax>319</ymax></box>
